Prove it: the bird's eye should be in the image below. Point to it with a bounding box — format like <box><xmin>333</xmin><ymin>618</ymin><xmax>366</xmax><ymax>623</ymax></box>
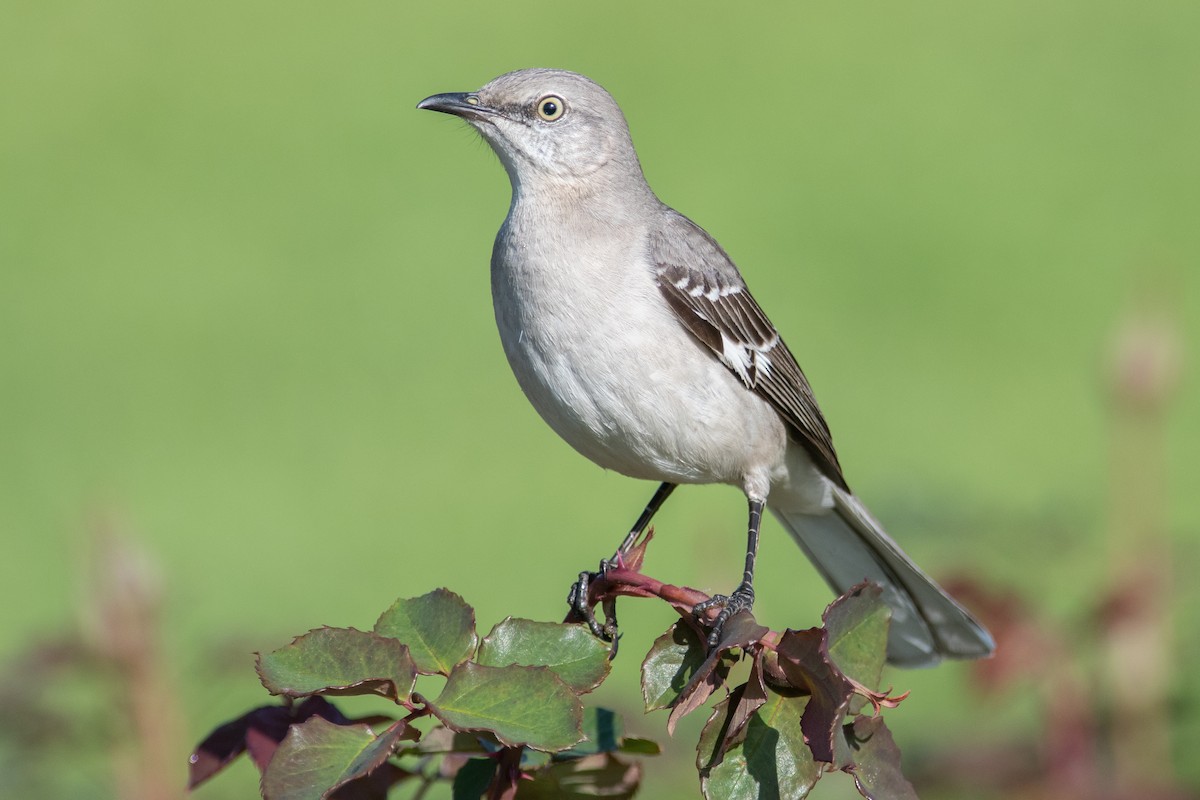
<box><xmin>536</xmin><ymin>95</ymin><xmax>565</xmax><ymax>121</ymax></box>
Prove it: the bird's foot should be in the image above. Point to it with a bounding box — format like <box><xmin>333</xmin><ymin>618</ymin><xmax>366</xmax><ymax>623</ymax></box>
<box><xmin>694</xmin><ymin>582</ymin><xmax>756</xmax><ymax>647</ymax></box>
<box><xmin>567</xmin><ymin>557</ymin><xmax>621</xmax><ymax>643</ymax></box>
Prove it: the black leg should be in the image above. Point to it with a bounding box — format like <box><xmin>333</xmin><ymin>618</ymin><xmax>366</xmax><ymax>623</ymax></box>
<box><xmin>569</xmin><ymin>482</ymin><xmax>677</xmax><ymax>638</ymax></box>
<box><xmin>695</xmin><ymin>496</ymin><xmax>764</xmax><ymax>646</ymax></box>
<box><xmin>612</xmin><ymin>481</ymin><xmax>677</xmax><ymax>561</ymax></box>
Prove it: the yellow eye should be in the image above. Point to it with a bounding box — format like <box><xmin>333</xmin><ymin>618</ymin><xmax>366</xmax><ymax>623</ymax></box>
<box><xmin>536</xmin><ymin>95</ymin><xmax>565</xmax><ymax>121</ymax></box>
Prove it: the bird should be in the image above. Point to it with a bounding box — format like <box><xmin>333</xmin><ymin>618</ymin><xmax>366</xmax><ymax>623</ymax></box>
<box><xmin>417</xmin><ymin>68</ymin><xmax>994</xmax><ymax>666</ymax></box>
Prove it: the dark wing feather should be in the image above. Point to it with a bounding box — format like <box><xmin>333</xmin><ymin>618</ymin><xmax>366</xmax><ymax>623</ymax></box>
<box><xmin>651</xmin><ymin>212</ymin><xmax>848</xmax><ymax>490</ymax></box>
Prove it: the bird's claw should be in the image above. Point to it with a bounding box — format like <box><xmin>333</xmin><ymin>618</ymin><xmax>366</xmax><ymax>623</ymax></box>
<box><xmin>694</xmin><ymin>583</ymin><xmax>755</xmax><ymax>647</ymax></box>
<box><xmin>568</xmin><ymin>559</ymin><xmax>620</xmax><ymax>643</ymax></box>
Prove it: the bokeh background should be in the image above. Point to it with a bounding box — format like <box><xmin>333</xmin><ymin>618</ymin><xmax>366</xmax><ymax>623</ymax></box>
<box><xmin>2</xmin><ymin>1</ymin><xmax>1196</xmax><ymax>798</ymax></box>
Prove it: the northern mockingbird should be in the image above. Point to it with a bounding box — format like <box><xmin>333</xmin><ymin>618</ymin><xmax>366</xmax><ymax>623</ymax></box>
<box><xmin>418</xmin><ymin>69</ymin><xmax>994</xmax><ymax>666</ymax></box>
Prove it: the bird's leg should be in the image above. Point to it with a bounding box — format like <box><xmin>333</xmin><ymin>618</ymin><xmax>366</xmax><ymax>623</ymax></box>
<box><xmin>694</xmin><ymin>496</ymin><xmax>764</xmax><ymax>647</ymax></box>
<box><xmin>569</xmin><ymin>482</ymin><xmax>677</xmax><ymax>639</ymax></box>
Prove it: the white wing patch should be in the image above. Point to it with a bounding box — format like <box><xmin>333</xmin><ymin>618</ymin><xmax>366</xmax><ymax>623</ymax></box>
<box><xmin>719</xmin><ymin>332</ymin><xmax>776</xmax><ymax>386</ymax></box>
<box><xmin>650</xmin><ymin>212</ymin><xmax>849</xmax><ymax>489</ymax></box>
<box><xmin>657</xmin><ymin>258</ymin><xmax>780</xmax><ymax>386</ymax></box>
<box><xmin>689</xmin><ymin>281</ymin><xmax>744</xmax><ymax>302</ymax></box>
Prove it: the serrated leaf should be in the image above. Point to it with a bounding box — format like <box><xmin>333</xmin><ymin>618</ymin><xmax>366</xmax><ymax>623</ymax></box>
<box><xmin>700</xmin><ymin>659</ymin><xmax>769</xmax><ymax>774</ymax></box>
<box><xmin>711</xmin><ymin>609</ymin><xmax>770</xmax><ymax>653</ymax></box>
<box><xmin>476</xmin><ymin>618</ymin><xmax>611</xmax><ymax>692</ymax></box>
<box><xmin>374</xmin><ymin>589</ymin><xmax>477</xmax><ymax>675</ymax></box>
<box><xmin>256</xmin><ymin>628</ymin><xmax>416</xmax><ymax>703</ymax></box>
<box><xmin>189</xmin><ymin>698</ymin><xmax>359</xmax><ymax>788</ymax></box>
<box><xmin>261</xmin><ymin>716</ymin><xmax>410</xmax><ymax>800</ymax></box>
<box><xmin>640</xmin><ymin>621</ymin><xmax>706</xmax><ymax>711</ymax></box>
<box><xmin>824</xmin><ymin>583</ymin><xmax>890</xmax><ymax>698</ymax></box>
<box><xmin>776</xmin><ymin>628</ymin><xmax>854</xmax><ymax>765</ymax></box>
<box><xmin>667</xmin><ymin>645</ymin><xmax>737</xmax><ymax>736</ymax></box>
<box><xmin>426</xmin><ymin>662</ymin><xmax>582</xmax><ymax>752</ymax></box>
<box><xmin>699</xmin><ymin>691</ymin><xmax>821</xmax><ymax>800</ymax></box>
<box><xmin>695</xmin><ymin>687</ymin><xmax>744</xmax><ymax>774</ymax></box>
<box><xmin>517</xmin><ymin>753</ymin><xmax>642</xmax><ymax>800</ymax></box>
<box><xmin>842</xmin><ymin>716</ymin><xmax>918</xmax><ymax>800</ymax></box>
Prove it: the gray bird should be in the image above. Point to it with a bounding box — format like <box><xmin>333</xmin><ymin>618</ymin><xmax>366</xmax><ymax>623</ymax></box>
<box><xmin>418</xmin><ymin>68</ymin><xmax>994</xmax><ymax>666</ymax></box>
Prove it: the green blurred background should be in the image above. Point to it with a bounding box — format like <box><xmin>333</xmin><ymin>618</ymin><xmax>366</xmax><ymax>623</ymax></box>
<box><xmin>2</xmin><ymin>1</ymin><xmax>1197</xmax><ymax>798</ymax></box>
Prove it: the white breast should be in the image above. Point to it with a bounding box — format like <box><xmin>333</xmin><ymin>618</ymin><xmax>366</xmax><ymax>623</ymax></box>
<box><xmin>489</xmin><ymin>201</ymin><xmax>788</xmax><ymax>488</ymax></box>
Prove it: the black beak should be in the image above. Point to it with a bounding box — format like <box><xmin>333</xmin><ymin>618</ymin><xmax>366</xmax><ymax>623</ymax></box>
<box><xmin>416</xmin><ymin>92</ymin><xmax>494</xmax><ymax>122</ymax></box>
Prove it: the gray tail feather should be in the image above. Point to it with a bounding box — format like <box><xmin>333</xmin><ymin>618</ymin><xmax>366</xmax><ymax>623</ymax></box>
<box><xmin>770</xmin><ymin>489</ymin><xmax>995</xmax><ymax>668</ymax></box>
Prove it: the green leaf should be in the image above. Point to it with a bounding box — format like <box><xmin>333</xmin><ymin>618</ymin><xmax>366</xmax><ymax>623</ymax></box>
<box><xmin>558</xmin><ymin>707</ymin><xmax>621</xmax><ymax>758</ymax></box>
<box><xmin>640</xmin><ymin>621</ymin><xmax>706</xmax><ymax>712</ymax></box>
<box><xmin>426</xmin><ymin>662</ymin><xmax>583</xmax><ymax>752</ymax></box>
<box><xmin>824</xmin><ymin>583</ymin><xmax>890</xmax><ymax>696</ymax></box>
<box><xmin>694</xmin><ymin>658</ymin><xmax>769</xmax><ymax>774</ymax></box>
<box><xmin>256</xmin><ymin>627</ymin><xmax>416</xmax><ymax>702</ymax></box>
<box><xmin>261</xmin><ymin>716</ymin><xmax>410</xmax><ymax>800</ymax></box>
<box><xmin>618</xmin><ymin>737</ymin><xmax>662</xmax><ymax>756</ymax></box>
<box><xmin>476</xmin><ymin>618</ymin><xmax>611</xmax><ymax>692</ymax></box>
<box><xmin>374</xmin><ymin>588</ymin><xmax>477</xmax><ymax>675</ymax></box>
<box><xmin>557</xmin><ymin>708</ymin><xmax>662</xmax><ymax>760</ymax></box>
<box><xmin>698</xmin><ymin>691</ymin><xmax>821</xmax><ymax>800</ymax></box>
<box><xmin>451</xmin><ymin>757</ymin><xmax>496</xmax><ymax>800</ymax></box>
<box><xmin>518</xmin><ymin>753</ymin><xmax>642</xmax><ymax>800</ymax></box>
<box><xmin>842</xmin><ymin>716</ymin><xmax>918</xmax><ymax>800</ymax></box>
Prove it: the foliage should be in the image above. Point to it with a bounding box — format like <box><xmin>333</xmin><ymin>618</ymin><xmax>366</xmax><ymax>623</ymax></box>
<box><xmin>190</xmin><ymin>536</ymin><xmax>914</xmax><ymax>799</ymax></box>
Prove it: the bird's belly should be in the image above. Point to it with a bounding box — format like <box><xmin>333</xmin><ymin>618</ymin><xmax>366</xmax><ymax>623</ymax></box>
<box><xmin>493</xmin><ymin>280</ymin><xmax>787</xmax><ymax>486</ymax></box>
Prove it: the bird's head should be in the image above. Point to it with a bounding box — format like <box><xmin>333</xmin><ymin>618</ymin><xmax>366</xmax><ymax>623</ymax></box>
<box><xmin>418</xmin><ymin>68</ymin><xmax>646</xmax><ymax>195</ymax></box>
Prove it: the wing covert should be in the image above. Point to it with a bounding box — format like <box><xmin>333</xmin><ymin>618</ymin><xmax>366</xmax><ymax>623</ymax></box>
<box><xmin>650</xmin><ymin>213</ymin><xmax>848</xmax><ymax>490</ymax></box>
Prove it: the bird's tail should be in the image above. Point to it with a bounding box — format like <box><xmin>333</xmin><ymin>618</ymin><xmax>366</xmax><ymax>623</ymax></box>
<box><xmin>769</xmin><ymin>488</ymin><xmax>994</xmax><ymax>667</ymax></box>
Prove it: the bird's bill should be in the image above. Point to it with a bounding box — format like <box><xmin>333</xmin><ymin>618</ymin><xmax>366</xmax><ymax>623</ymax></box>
<box><xmin>416</xmin><ymin>92</ymin><xmax>496</xmax><ymax>122</ymax></box>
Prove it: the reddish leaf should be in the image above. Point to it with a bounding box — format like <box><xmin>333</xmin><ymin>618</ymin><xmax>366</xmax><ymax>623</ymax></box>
<box><xmin>775</xmin><ymin>628</ymin><xmax>854</xmax><ymax>765</ymax></box>
<box><xmin>842</xmin><ymin>716</ymin><xmax>918</xmax><ymax>800</ymax></box>
<box><xmin>709</xmin><ymin>609</ymin><xmax>770</xmax><ymax>655</ymax></box>
<box><xmin>329</xmin><ymin>764</ymin><xmax>412</xmax><ymax>800</ymax></box>
<box><xmin>189</xmin><ymin>705</ymin><xmax>290</xmax><ymax>788</ymax></box>
<box><xmin>653</xmin><ymin>612</ymin><xmax>758</xmax><ymax>735</ymax></box>
<box><xmin>695</xmin><ymin>685</ymin><xmax>745</xmax><ymax>773</ymax></box>
<box><xmin>666</xmin><ymin>646</ymin><xmax>736</xmax><ymax>736</ymax></box>
<box><xmin>488</xmin><ymin>747</ymin><xmax>524</xmax><ymax>800</ymax></box>
<box><xmin>694</xmin><ymin>657</ymin><xmax>772</xmax><ymax>776</ymax></box>
<box><xmin>619</xmin><ymin>528</ymin><xmax>654</xmax><ymax>574</ymax></box>
<box><xmin>189</xmin><ymin>697</ymin><xmax>355</xmax><ymax>788</ymax></box>
<box><xmin>724</xmin><ymin>655</ymin><xmax>770</xmax><ymax>746</ymax></box>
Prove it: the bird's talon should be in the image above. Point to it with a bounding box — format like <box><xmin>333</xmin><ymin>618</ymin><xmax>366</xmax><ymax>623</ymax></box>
<box><xmin>568</xmin><ymin>570</ymin><xmax>606</xmax><ymax>638</ymax></box>
<box><xmin>695</xmin><ymin>585</ymin><xmax>755</xmax><ymax>647</ymax></box>
<box><xmin>569</xmin><ymin>563</ymin><xmax>624</xmax><ymax>642</ymax></box>
<box><xmin>693</xmin><ymin>594</ymin><xmax>729</xmax><ymax>616</ymax></box>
